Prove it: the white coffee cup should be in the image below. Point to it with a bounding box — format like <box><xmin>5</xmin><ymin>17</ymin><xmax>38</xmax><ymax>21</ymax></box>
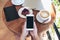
<box><xmin>11</xmin><ymin>0</ymin><xmax>24</xmax><ymax>5</ymax></box>
<box><xmin>36</xmin><ymin>10</ymin><xmax>51</xmax><ymax>23</ymax></box>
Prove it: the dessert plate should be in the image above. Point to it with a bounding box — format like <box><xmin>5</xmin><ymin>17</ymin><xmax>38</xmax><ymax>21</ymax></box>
<box><xmin>18</xmin><ymin>7</ymin><xmax>33</xmax><ymax>18</ymax></box>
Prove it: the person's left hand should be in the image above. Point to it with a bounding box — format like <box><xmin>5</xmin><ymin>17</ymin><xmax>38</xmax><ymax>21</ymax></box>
<box><xmin>20</xmin><ymin>22</ymin><xmax>29</xmax><ymax>40</ymax></box>
<box><xmin>30</xmin><ymin>22</ymin><xmax>40</xmax><ymax>40</ymax></box>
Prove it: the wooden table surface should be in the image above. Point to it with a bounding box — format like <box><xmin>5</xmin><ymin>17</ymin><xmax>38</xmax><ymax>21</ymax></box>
<box><xmin>0</xmin><ymin>0</ymin><xmax>56</xmax><ymax>40</ymax></box>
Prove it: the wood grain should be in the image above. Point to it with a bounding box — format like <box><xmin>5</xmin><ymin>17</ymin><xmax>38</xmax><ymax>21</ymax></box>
<box><xmin>0</xmin><ymin>0</ymin><xmax>56</xmax><ymax>40</ymax></box>
<box><xmin>2</xmin><ymin>0</ymin><xmax>56</xmax><ymax>35</ymax></box>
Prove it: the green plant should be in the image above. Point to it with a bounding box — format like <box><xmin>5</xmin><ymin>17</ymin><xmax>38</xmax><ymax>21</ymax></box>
<box><xmin>53</xmin><ymin>0</ymin><xmax>60</xmax><ymax>5</ymax></box>
<box><xmin>53</xmin><ymin>0</ymin><xmax>60</xmax><ymax>27</ymax></box>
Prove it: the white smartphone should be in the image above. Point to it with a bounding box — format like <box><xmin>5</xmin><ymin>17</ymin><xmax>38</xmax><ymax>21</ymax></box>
<box><xmin>26</xmin><ymin>14</ymin><xmax>34</xmax><ymax>30</ymax></box>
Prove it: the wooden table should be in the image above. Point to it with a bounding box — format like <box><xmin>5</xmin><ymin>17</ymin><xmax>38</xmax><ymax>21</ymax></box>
<box><xmin>2</xmin><ymin>0</ymin><xmax>56</xmax><ymax>34</ymax></box>
<box><xmin>1</xmin><ymin>0</ymin><xmax>56</xmax><ymax>40</ymax></box>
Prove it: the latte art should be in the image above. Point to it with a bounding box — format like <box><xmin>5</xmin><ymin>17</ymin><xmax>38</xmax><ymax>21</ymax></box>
<box><xmin>40</xmin><ymin>11</ymin><xmax>49</xmax><ymax>18</ymax></box>
<box><xmin>36</xmin><ymin>10</ymin><xmax>51</xmax><ymax>23</ymax></box>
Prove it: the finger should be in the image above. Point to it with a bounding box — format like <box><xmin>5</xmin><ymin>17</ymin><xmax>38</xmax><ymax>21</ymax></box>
<box><xmin>22</xmin><ymin>22</ymin><xmax>26</xmax><ymax>35</ymax></box>
<box><xmin>33</xmin><ymin>22</ymin><xmax>38</xmax><ymax>35</ymax></box>
<box><xmin>22</xmin><ymin>22</ymin><xmax>29</xmax><ymax>36</ymax></box>
<box><xmin>25</xmin><ymin>30</ymin><xmax>29</xmax><ymax>36</ymax></box>
<box><xmin>23</xmin><ymin>22</ymin><xmax>27</xmax><ymax>29</ymax></box>
<box><xmin>34</xmin><ymin>22</ymin><xmax>37</xmax><ymax>30</ymax></box>
<box><xmin>29</xmin><ymin>22</ymin><xmax>37</xmax><ymax>36</ymax></box>
<box><xmin>22</xmin><ymin>22</ymin><xmax>27</xmax><ymax>33</ymax></box>
<box><xmin>30</xmin><ymin>31</ymin><xmax>34</xmax><ymax>37</ymax></box>
<box><xmin>30</xmin><ymin>31</ymin><xmax>33</xmax><ymax>35</ymax></box>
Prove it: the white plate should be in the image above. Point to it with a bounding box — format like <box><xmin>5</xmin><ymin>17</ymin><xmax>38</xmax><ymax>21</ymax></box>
<box><xmin>36</xmin><ymin>12</ymin><xmax>51</xmax><ymax>23</ymax></box>
<box><xmin>11</xmin><ymin>0</ymin><xmax>24</xmax><ymax>5</ymax></box>
<box><xmin>18</xmin><ymin>7</ymin><xmax>33</xmax><ymax>18</ymax></box>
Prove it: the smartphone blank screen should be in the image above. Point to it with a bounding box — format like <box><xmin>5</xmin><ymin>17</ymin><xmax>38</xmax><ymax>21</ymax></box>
<box><xmin>27</xmin><ymin>16</ymin><xmax>33</xmax><ymax>29</ymax></box>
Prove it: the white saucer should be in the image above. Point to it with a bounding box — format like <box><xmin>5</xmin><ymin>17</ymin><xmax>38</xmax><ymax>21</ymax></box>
<box><xmin>18</xmin><ymin>7</ymin><xmax>33</xmax><ymax>18</ymax></box>
<box><xmin>36</xmin><ymin>12</ymin><xmax>51</xmax><ymax>23</ymax></box>
<box><xmin>11</xmin><ymin>0</ymin><xmax>24</xmax><ymax>5</ymax></box>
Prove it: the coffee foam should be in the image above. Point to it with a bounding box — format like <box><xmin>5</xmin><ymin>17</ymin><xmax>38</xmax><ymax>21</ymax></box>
<box><xmin>36</xmin><ymin>11</ymin><xmax>51</xmax><ymax>23</ymax></box>
<box><xmin>40</xmin><ymin>11</ymin><xmax>49</xmax><ymax>18</ymax></box>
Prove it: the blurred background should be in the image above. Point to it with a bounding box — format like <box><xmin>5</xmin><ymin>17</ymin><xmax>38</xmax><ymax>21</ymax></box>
<box><xmin>47</xmin><ymin>0</ymin><xmax>60</xmax><ymax>40</ymax></box>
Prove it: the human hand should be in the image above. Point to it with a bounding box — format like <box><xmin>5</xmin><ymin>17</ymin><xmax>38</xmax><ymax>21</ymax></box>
<box><xmin>30</xmin><ymin>22</ymin><xmax>40</xmax><ymax>40</ymax></box>
<box><xmin>20</xmin><ymin>22</ymin><xmax>28</xmax><ymax>40</ymax></box>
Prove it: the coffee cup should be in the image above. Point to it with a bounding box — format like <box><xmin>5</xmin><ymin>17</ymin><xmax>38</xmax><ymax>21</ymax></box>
<box><xmin>11</xmin><ymin>0</ymin><xmax>24</xmax><ymax>5</ymax></box>
<box><xmin>36</xmin><ymin>10</ymin><xmax>51</xmax><ymax>23</ymax></box>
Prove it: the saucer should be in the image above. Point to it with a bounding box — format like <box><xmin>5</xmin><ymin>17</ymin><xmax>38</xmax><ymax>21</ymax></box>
<box><xmin>18</xmin><ymin>7</ymin><xmax>33</xmax><ymax>18</ymax></box>
<box><xmin>11</xmin><ymin>0</ymin><xmax>24</xmax><ymax>5</ymax></box>
<box><xmin>36</xmin><ymin>12</ymin><xmax>51</xmax><ymax>23</ymax></box>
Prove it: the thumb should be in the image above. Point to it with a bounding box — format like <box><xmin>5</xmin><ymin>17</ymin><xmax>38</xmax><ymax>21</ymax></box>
<box><xmin>30</xmin><ymin>31</ymin><xmax>34</xmax><ymax>37</ymax></box>
<box><xmin>22</xmin><ymin>22</ymin><xmax>28</xmax><ymax>37</ymax></box>
<box><xmin>30</xmin><ymin>22</ymin><xmax>38</xmax><ymax>37</ymax></box>
<box><xmin>33</xmin><ymin>22</ymin><xmax>38</xmax><ymax>35</ymax></box>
